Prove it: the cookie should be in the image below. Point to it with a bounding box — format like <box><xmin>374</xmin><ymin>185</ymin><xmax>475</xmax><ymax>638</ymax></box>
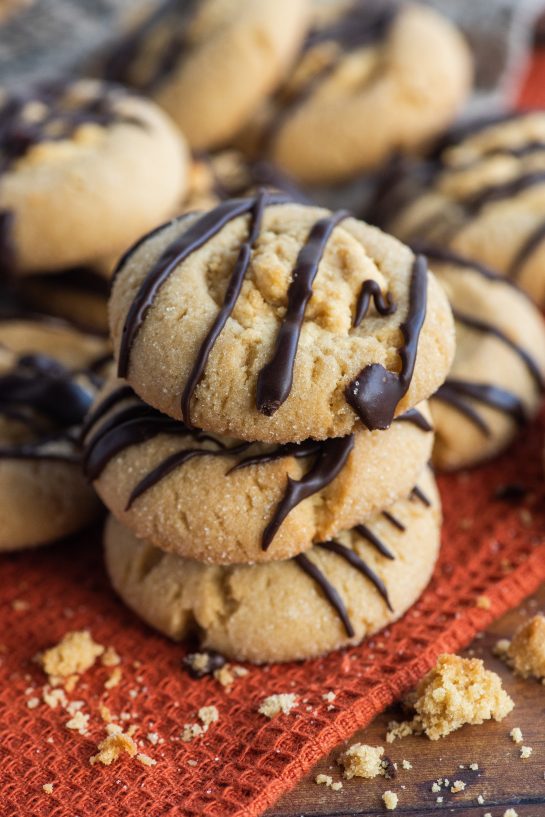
<box><xmin>0</xmin><ymin>79</ymin><xmax>188</xmax><ymax>275</ymax></box>
<box><xmin>101</xmin><ymin>0</ymin><xmax>310</xmax><ymax>151</ymax></box>
<box><xmin>376</xmin><ymin>111</ymin><xmax>545</xmax><ymax>304</ymax></box>
<box><xmin>254</xmin><ymin>0</ymin><xmax>471</xmax><ymax>184</ymax></box>
<box><xmin>83</xmin><ymin>378</ymin><xmax>433</xmax><ymax>564</ymax></box>
<box><xmin>110</xmin><ymin>196</ymin><xmax>455</xmax><ymax>443</ymax></box>
<box><xmin>0</xmin><ymin>318</ymin><xmax>109</xmax><ymax>551</ymax></box>
<box><xmin>104</xmin><ymin>468</ymin><xmax>440</xmax><ymax>663</ymax></box>
<box><xmin>421</xmin><ymin>246</ymin><xmax>545</xmax><ymax>470</ymax></box>
<box><xmin>16</xmin><ymin>267</ymin><xmax>110</xmax><ymax>334</ymax></box>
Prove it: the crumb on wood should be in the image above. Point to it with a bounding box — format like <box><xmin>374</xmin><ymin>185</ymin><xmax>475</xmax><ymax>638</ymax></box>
<box><xmin>505</xmin><ymin>615</ymin><xmax>545</xmax><ymax>680</ymax></box>
<box><xmin>38</xmin><ymin>630</ymin><xmax>104</xmax><ymax>680</ymax></box>
<box><xmin>510</xmin><ymin>727</ymin><xmax>523</xmax><ymax>744</ymax></box>
<box><xmin>258</xmin><ymin>693</ymin><xmax>298</xmax><ymax>718</ymax></box>
<box><xmin>401</xmin><ymin>759</ymin><xmax>412</xmax><ymax>770</ymax></box>
<box><xmin>450</xmin><ymin>780</ymin><xmax>465</xmax><ymax>793</ymax></box>
<box><xmin>315</xmin><ymin>773</ymin><xmax>342</xmax><ymax>790</ymax></box>
<box><xmin>520</xmin><ymin>746</ymin><xmax>533</xmax><ymax>759</ymax></box>
<box><xmin>387</xmin><ymin>654</ymin><xmax>513</xmax><ymax>741</ymax></box>
<box><xmin>337</xmin><ymin>744</ymin><xmax>385</xmax><ymax>780</ymax></box>
<box><xmin>382</xmin><ymin>790</ymin><xmax>398</xmax><ymax>810</ymax></box>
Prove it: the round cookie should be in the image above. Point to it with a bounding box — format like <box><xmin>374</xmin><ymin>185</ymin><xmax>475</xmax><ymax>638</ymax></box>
<box><xmin>0</xmin><ymin>79</ymin><xmax>188</xmax><ymax>275</ymax></box>
<box><xmin>17</xmin><ymin>268</ymin><xmax>110</xmax><ymax>334</ymax></box>
<box><xmin>104</xmin><ymin>468</ymin><xmax>441</xmax><ymax>663</ymax></box>
<box><xmin>422</xmin><ymin>247</ymin><xmax>545</xmax><ymax>471</ymax></box>
<box><xmin>376</xmin><ymin>111</ymin><xmax>545</xmax><ymax>305</ymax></box>
<box><xmin>101</xmin><ymin>0</ymin><xmax>310</xmax><ymax>151</ymax></box>
<box><xmin>83</xmin><ymin>378</ymin><xmax>433</xmax><ymax>564</ymax></box>
<box><xmin>0</xmin><ymin>318</ymin><xmax>109</xmax><ymax>551</ymax></box>
<box><xmin>110</xmin><ymin>196</ymin><xmax>455</xmax><ymax>443</ymax></box>
<box><xmin>253</xmin><ymin>0</ymin><xmax>471</xmax><ymax>184</ymax></box>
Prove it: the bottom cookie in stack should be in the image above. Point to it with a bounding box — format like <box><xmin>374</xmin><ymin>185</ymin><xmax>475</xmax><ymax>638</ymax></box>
<box><xmin>104</xmin><ymin>468</ymin><xmax>440</xmax><ymax>664</ymax></box>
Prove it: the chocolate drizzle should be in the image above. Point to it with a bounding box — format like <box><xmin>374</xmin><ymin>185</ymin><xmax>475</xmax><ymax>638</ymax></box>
<box><xmin>317</xmin><ymin>539</ymin><xmax>392</xmax><ymax>611</ymax></box>
<box><xmin>411</xmin><ymin>485</ymin><xmax>431</xmax><ymax>507</ymax></box>
<box><xmin>394</xmin><ymin>406</ymin><xmax>432</xmax><ymax>432</ymax></box>
<box><xmin>256</xmin><ymin>210</ymin><xmax>349</xmax><ymax>416</ymax></box>
<box><xmin>117</xmin><ymin>193</ymin><xmax>289</xmax><ymax>381</ymax></box>
<box><xmin>354</xmin><ymin>523</ymin><xmax>395</xmax><ymax>560</ymax></box>
<box><xmin>353</xmin><ymin>279</ymin><xmax>397</xmax><ymax>327</ymax></box>
<box><xmin>345</xmin><ymin>255</ymin><xmax>428</xmax><ymax>430</ymax></box>
<box><xmin>0</xmin><ymin>351</ymin><xmax>96</xmax><ymax>463</ymax></box>
<box><xmin>507</xmin><ymin>220</ymin><xmax>545</xmax><ymax>280</ymax></box>
<box><xmin>295</xmin><ymin>553</ymin><xmax>355</xmax><ymax>637</ymax></box>
<box><xmin>433</xmin><ymin>379</ymin><xmax>527</xmax><ymax>435</ymax></box>
<box><xmin>382</xmin><ymin>511</ymin><xmax>405</xmax><ymax>531</ymax></box>
<box><xmin>453</xmin><ymin>309</ymin><xmax>545</xmax><ymax>392</ymax></box>
<box><xmin>304</xmin><ymin>0</ymin><xmax>398</xmax><ymax>52</ymax></box>
<box><xmin>181</xmin><ymin>191</ymin><xmax>269</xmax><ymax>426</ymax></box>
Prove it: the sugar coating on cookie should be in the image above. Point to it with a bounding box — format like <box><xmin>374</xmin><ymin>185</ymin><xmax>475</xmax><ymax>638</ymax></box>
<box><xmin>110</xmin><ymin>198</ymin><xmax>454</xmax><ymax>444</ymax></box>
<box><xmin>0</xmin><ymin>79</ymin><xmax>188</xmax><ymax>274</ymax></box>
<box><xmin>84</xmin><ymin>378</ymin><xmax>433</xmax><ymax>564</ymax></box>
<box><xmin>104</xmin><ymin>468</ymin><xmax>440</xmax><ymax>663</ymax></box>
<box><xmin>261</xmin><ymin>1</ymin><xmax>471</xmax><ymax>183</ymax></box>
<box><xmin>422</xmin><ymin>247</ymin><xmax>545</xmax><ymax>470</ymax></box>
<box><xmin>101</xmin><ymin>0</ymin><xmax>310</xmax><ymax>150</ymax></box>
<box><xmin>0</xmin><ymin>318</ymin><xmax>107</xmax><ymax>551</ymax></box>
<box><xmin>379</xmin><ymin>111</ymin><xmax>545</xmax><ymax>305</ymax></box>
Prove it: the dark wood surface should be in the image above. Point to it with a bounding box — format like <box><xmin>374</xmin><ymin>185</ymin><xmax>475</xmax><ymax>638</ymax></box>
<box><xmin>266</xmin><ymin>584</ymin><xmax>545</xmax><ymax>817</ymax></box>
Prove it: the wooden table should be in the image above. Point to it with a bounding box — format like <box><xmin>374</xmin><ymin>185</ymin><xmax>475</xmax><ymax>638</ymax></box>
<box><xmin>267</xmin><ymin>584</ymin><xmax>545</xmax><ymax>817</ymax></box>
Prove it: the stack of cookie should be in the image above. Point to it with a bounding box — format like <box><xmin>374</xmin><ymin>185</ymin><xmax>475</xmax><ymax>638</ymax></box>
<box><xmin>82</xmin><ymin>194</ymin><xmax>455</xmax><ymax>663</ymax></box>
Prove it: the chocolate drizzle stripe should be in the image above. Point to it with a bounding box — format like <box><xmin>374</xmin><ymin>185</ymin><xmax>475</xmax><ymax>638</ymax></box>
<box><xmin>181</xmin><ymin>191</ymin><xmax>268</xmax><ymax>426</ymax></box>
<box><xmin>84</xmin><ymin>415</ymin><xmax>195</xmax><ymax>481</ymax></box>
<box><xmin>256</xmin><ymin>210</ymin><xmax>349</xmax><ymax>416</ymax></box>
<box><xmin>117</xmin><ymin>193</ymin><xmax>290</xmax><ymax>379</ymax></box>
<box><xmin>317</xmin><ymin>540</ymin><xmax>392</xmax><ymax>611</ymax></box>
<box><xmin>354</xmin><ymin>524</ymin><xmax>395</xmax><ymax>560</ymax></box>
<box><xmin>0</xmin><ymin>210</ymin><xmax>16</xmax><ymax>277</ymax></box>
<box><xmin>227</xmin><ymin>439</ymin><xmax>323</xmax><ymax>474</ymax></box>
<box><xmin>409</xmin><ymin>242</ymin><xmax>504</xmax><ymax>283</ymax></box>
<box><xmin>433</xmin><ymin>379</ymin><xmax>527</xmax><ymax>434</ymax></box>
<box><xmin>125</xmin><ymin>443</ymin><xmax>248</xmax><ymax>511</ymax></box>
<box><xmin>80</xmin><ymin>385</ymin><xmax>134</xmax><ymax>440</ymax></box>
<box><xmin>464</xmin><ymin>170</ymin><xmax>545</xmax><ymax>214</ymax></box>
<box><xmin>294</xmin><ymin>553</ymin><xmax>355</xmax><ymax>637</ymax></box>
<box><xmin>382</xmin><ymin>511</ymin><xmax>405</xmax><ymax>532</ymax></box>
<box><xmin>345</xmin><ymin>255</ymin><xmax>428</xmax><ymax>430</ymax></box>
<box><xmin>411</xmin><ymin>485</ymin><xmax>431</xmax><ymax>507</ymax></box>
<box><xmin>507</xmin><ymin>220</ymin><xmax>545</xmax><ymax>280</ymax></box>
<box><xmin>394</xmin><ymin>407</ymin><xmax>433</xmax><ymax>432</ymax></box>
<box><xmin>453</xmin><ymin>309</ymin><xmax>545</xmax><ymax>392</ymax></box>
<box><xmin>260</xmin><ymin>434</ymin><xmax>354</xmax><ymax>551</ymax></box>
<box><xmin>353</xmin><ymin>279</ymin><xmax>396</xmax><ymax>327</ymax></box>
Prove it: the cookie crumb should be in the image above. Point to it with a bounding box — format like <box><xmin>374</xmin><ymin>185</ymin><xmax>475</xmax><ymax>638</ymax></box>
<box><xmin>258</xmin><ymin>693</ymin><xmax>298</xmax><ymax>718</ymax></box>
<box><xmin>520</xmin><ymin>745</ymin><xmax>533</xmax><ymax>759</ymax></box>
<box><xmin>38</xmin><ymin>630</ymin><xmax>104</xmax><ymax>680</ymax></box>
<box><xmin>504</xmin><ymin>615</ymin><xmax>545</xmax><ymax>679</ymax></box>
<box><xmin>26</xmin><ymin>697</ymin><xmax>40</xmax><ymax>709</ymax></box>
<box><xmin>386</xmin><ymin>719</ymin><xmax>417</xmax><ymax>743</ymax></box>
<box><xmin>181</xmin><ymin>705</ymin><xmax>219</xmax><ymax>742</ymax></box>
<box><xmin>476</xmin><ymin>595</ymin><xmax>491</xmax><ymax>610</ymax></box>
<box><xmin>12</xmin><ymin>599</ymin><xmax>30</xmax><ymax>612</ymax></box>
<box><xmin>65</xmin><ymin>710</ymin><xmax>89</xmax><ymax>735</ymax></box>
<box><xmin>101</xmin><ymin>647</ymin><xmax>121</xmax><ymax>667</ymax></box>
<box><xmin>338</xmin><ymin>744</ymin><xmax>385</xmax><ymax>780</ymax></box>
<box><xmin>401</xmin><ymin>759</ymin><xmax>412</xmax><ymax>770</ymax></box>
<box><xmin>136</xmin><ymin>753</ymin><xmax>156</xmax><ymax>767</ymax></box>
<box><xmin>323</xmin><ymin>690</ymin><xmax>336</xmax><ymax>703</ymax></box>
<box><xmin>450</xmin><ymin>780</ymin><xmax>465</xmax><ymax>793</ymax></box>
<box><xmin>198</xmin><ymin>705</ymin><xmax>219</xmax><ymax>727</ymax></box>
<box><xmin>391</xmin><ymin>654</ymin><xmax>514</xmax><ymax>740</ymax></box>
<box><xmin>99</xmin><ymin>704</ymin><xmax>112</xmax><ymax>723</ymax></box>
<box><xmin>504</xmin><ymin>810</ymin><xmax>518</xmax><ymax>817</ymax></box>
<box><xmin>90</xmin><ymin>730</ymin><xmax>137</xmax><ymax>766</ymax></box>
<box><xmin>431</xmin><ymin>782</ymin><xmax>441</xmax><ymax>793</ymax></box>
<box><xmin>213</xmin><ymin>663</ymin><xmax>248</xmax><ymax>688</ymax></box>
<box><xmin>469</xmin><ymin>762</ymin><xmax>479</xmax><ymax>770</ymax></box>
<box><xmin>187</xmin><ymin>759</ymin><xmax>198</xmax><ymax>767</ymax></box>
<box><xmin>42</xmin><ymin>783</ymin><xmax>54</xmax><ymax>794</ymax></box>
<box><xmin>104</xmin><ymin>667</ymin><xmax>122</xmax><ymax>690</ymax></box>
<box><xmin>477</xmin><ymin>794</ymin><xmax>485</xmax><ymax>804</ymax></box>
<box><xmin>510</xmin><ymin>727</ymin><xmax>523</xmax><ymax>744</ymax></box>
<box><xmin>436</xmin><ymin>796</ymin><xmax>443</xmax><ymax>803</ymax></box>
<box><xmin>146</xmin><ymin>731</ymin><xmax>159</xmax><ymax>746</ymax></box>
<box><xmin>315</xmin><ymin>774</ymin><xmax>333</xmax><ymax>786</ymax></box>
<box><xmin>183</xmin><ymin>650</ymin><xmax>225</xmax><ymax>679</ymax></box>
<box><xmin>493</xmin><ymin>638</ymin><xmax>511</xmax><ymax>656</ymax></box>
<box><xmin>382</xmin><ymin>790</ymin><xmax>398</xmax><ymax>810</ymax></box>
<box><xmin>331</xmin><ymin>781</ymin><xmax>343</xmax><ymax>791</ymax></box>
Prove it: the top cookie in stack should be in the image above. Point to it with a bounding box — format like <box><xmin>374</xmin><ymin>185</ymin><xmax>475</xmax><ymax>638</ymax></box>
<box><xmin>109</xmin><ymin>194</ymin><xmax>454</xmax><ymax>442</ymax></box>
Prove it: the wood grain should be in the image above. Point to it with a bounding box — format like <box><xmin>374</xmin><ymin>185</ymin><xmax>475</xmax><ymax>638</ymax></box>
<box><xmin>266</xmin><ymin>584</ymin><xmax>545</xmax><ymax>817</ymax></box>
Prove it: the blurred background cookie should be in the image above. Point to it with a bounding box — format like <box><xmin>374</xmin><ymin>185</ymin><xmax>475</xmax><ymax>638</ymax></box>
<box><xmin>0</xmin><ymin>316</ymin><xmax>109</xmax><ymax>551</ymax></box>
<box><xmin>0</xmin><ymin>78</ymin><xmax>188</xmax><ymax>275</ymax></box>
